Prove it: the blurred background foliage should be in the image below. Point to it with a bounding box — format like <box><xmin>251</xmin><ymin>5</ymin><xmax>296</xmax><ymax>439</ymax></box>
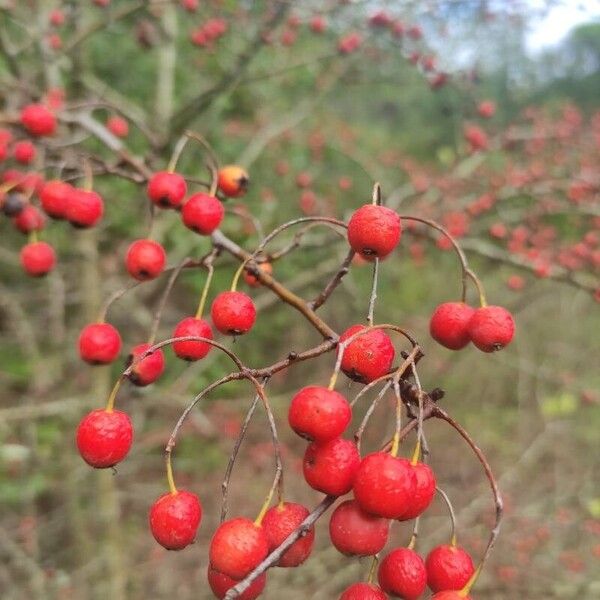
<box><xmin>0</xmin><ymin>1</ymin><xmax>599</xmax><ymax>599</ymax></box>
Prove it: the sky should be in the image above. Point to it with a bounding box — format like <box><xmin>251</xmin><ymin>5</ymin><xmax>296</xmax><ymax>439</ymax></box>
<box><xmin>526</xmin><ymin>0</ymin><xmax>600</xmax><ymax>52</ymax></box>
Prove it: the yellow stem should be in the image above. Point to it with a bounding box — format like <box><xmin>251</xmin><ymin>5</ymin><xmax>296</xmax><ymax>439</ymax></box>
<box><xmin>231</xmin><ymin>258</ymin><xmax>250</xmax><ymax>292</ymax></box>
<box><xmin>195</xmin><ymin>265</ymin><xmax>214</xmax><ymax>319</ymax></box>
<box><xmin>105</xmin><ymin>376</ymin><xmax>123</xmax><ymax>413</ymax></box>
<box><xmin>390</xmin><ymin>431</ymin><xmax>400</xmax><ymax>457</ymax></box>
<box><xmin>254</xmin><ymin>487</ymin><xmax>275</xmax><ymax>526</ymax></box>
<box><xmin>165</xmin><ymin>452</ymin><xmax>178</xmax><ymax>495</ymax></box>
<box><xmin>460</xmin><ymin>564</ymin><xmax>482</xmax><ymax>596</ymax></box>
<box><xmin>367</xmin><ymin>555</ymin><xmax>379</xmax><ymax>584</ymax></box>
<box><xmin>28</xmin><ymin>230</ymin><xmax>38</xmax><ymax>244</ymax></box>
<box><xmin>410</xmin><ymin>438</ymin><xmax>421</xmax><ymax>465</ymax></box>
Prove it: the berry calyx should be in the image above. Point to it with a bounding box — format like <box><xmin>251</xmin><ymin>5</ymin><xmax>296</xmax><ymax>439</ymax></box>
<box><xmin>20</xmin><ymin>241</ymin><xmax>56</xmax><ymax>276</ymax></box>
<box><xmin>78</xmin><ymin>322</ymin><xmax>122</xmax><ymax>365</ymax></box>
<box><xmin>288</xmin><ymin>386</ymin><xmax>352</xmax><ymax>442</ymax></box>
<box><xmin>147</xmin><ymin>171</ymin><xmax>187</xmax><ymax>209</ymax></box>
<box><xmin>378</xmin><ymin>548</ymin><xmax>427</xmax><ymax>600</ymax></box>
<box><xmin>209</xmin><ymin>517</ymin><xmax>269</xmax><ymax>579</ymax></box>
<box><xmin>172</xmin><ymin>317</ymin><xmax>213</xmax><ymax>361</ymax></box>
<box><xmin>76</xmin><ymin>408</ymin><xmax>133</xmax><ymax>468</ymax></box>
<box><xmin>468</xmin><ymin>305</ymin><xmax>515</xmax><ymax>352</ymax></box>
<box><xmin>217</xmin><ymin>165</ymin><xmax>249</xmax><ymax>198</ymax></box>
<box><xmin>207</xmin><ymin>566</ymin><xmax>267</xmax><ymax>600</ymax></box>
<box><xmin>20</xmin><ymin>103</ymin><xmax>56</xmax><ymax>137</ymax></box>
<box><xmin>262</xmin><ymin>502</ymin><xmax>314</xmax><ymax>567</ymax></box>
<box><xmin>149</xmin><ymin>490</ymin><xmax>202</xmax><ymax>550</ymax></box>
<box><xmin>243</xmin><ymin>261</ymin><xmax>272</xmax><ymax>287</ymax></box>
<box><xmin>339</xmin><ymin>583</ymin><xmax>388</xmax><ymax>600</ymax></box>
<box><xmin>353</xmin><ymin>452</ymin><xmax>416</xmax><ymax>519</ymax></box>
<box><xmin>398</xmin><ymin>461</ymin><xmax>437</xmax><ymax>521</ymax></box>
<box><xmin>429</xmin><ymin>302</ymin><xmax>475</xmax><ymax>350</ymax></box>
<box><xmin>338</xmin><ymin>325</ymin><xmax>395</xmax><ymax>384</ymax></box>
<box><xmin>210</xmin><ymin>291</ymin><xmax>256</xmax><ymax>335</ymax></box>
<box><xmin>39</xmin><ymin>180</ymin><xmax>73</xmax><ymax>219</ymax></box>
<box><xmin>347</xmin><ymin>204</ymin><xmax>401</xmax><ymax>259</ymax></box>
<box><xmin>425</xmin><ymin>544</ymin><xmax>475</xmax><ymax>593</ymax></box>
<box><xmin>303</xmin><ymin>437</ymin><xmax>360</xmax><ymax>496</ymax></box>
<box><xmin>329</xmin><ymin>499</ymin><xmax>389</xmax><ymax>557</ymax></box>
<box><xmin>66</xmin><ymin>189</ymin><xmax>104</xmax><ymax>228</ymax></box>
<box><xmin>126</xmin><ymin>343</ymin><xmax>165</xmax><ymax>386</ymax></box>
<box><xmin>125</xmin><ymin>239</ymin><xmax>166</xmax><ymax>281</ymax></box>
<box><xmin>13</xmin><ymin>204</ymin><xmax>46</xmax><ymax>234</ymax></box>
<box><xmin>181</xmin><ymin>192</ymin><xmax>224</xmax><ymax>235</ymax></box>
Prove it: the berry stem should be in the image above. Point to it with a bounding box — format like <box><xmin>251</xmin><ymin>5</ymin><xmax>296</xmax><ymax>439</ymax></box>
<box><xmin>390</xmin><ymin>380</ymin><xmax>403</xmax><ymax>457</ymax></box>
<box><xmin>460</xmin><ymin>564</ymin><xmax>482</xmax><ymax>597</ymax></box>
<box><xmin>28</xmin><ymin>230</ymin><xmax>38</xmax><ymax>244</ymax></box>
<box><xmin>105</xmin><ymin>376</ymin><xmax>124</xmax><ymax>413</ymax></box>
<box><xmin>371</xmin><ymin>181</ymin><xmax>382</xmax><ymax>205</ymax></box>
<box><xmin>466</xmin><ymin>268</ymin><xmax>488</xmax><ymax>307</ymax></box>
<box><xmin>408</xmin><ymin>516</ymin><xmax>420</xmax><ymax>550</ymax></box>
<box><xmin>367</xmin><ymin>554</ymin><xmax>379</xmax><ymax>583</ymax></box>
<box><xmin>436</xmin><ymin>486</ymin><xmax>458</xmax><ymax>546</ymax></box>
<box><xmin>195</xmin><ymin>262</ymin><xmax>214</xmax><ymax>319</ymax></box>
<box><xmin>83</xmin><ymin>157</ymin><xmax>93</xmax><ymax>191</ymax></box>
<box><xmin>410</xmin><ymin>438</ymin><xmax>421</xmax><ymax>465</ymax></box>
<box><xmin>165</xmin><ymin>450</ymin><xmax>178</xmax><ymax>495</ymax></box>
<box><xmin>184</xmin><ymin>130</ymin><xmax>220</xmax><ymax>176</ymax></box>
<box><xmin>230</xmin><ymin>257</ymin><xmax>250</xmax><ymax>292</ymax></box>
<box><xmin>366</xmin><ymin>257</ymin><xmax>379</xmax><ymax>326</ymax></box>
<box><xmin>167</xmin><ymin>133</ymin><xmax>189</xmax><ymax>172</ymax></box>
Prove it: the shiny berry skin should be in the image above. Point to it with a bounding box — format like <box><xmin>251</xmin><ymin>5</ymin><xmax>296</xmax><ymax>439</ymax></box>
<box><xmin>347</xmin><ymin>205</ymin><xmax>401</xmax><ymax>259</ymax></box>
<box><xmin>76</xmin><ymin>408</ymin><xmax>133</xmax><ymax>468</ymax></box>
<box><xmin>210</xmin><ymin>291</ymin><xmax>256</xmax><ymax>335</ymax></box>
<box><xmin>338</xmin><ymin>325</ymin><xmax>395</xmax><ymax>384</ymax></box>
<box><xmin>288</xmin><ymin>386</ymin><xmax>351</xmax><ymax>442</ymax></box>
<box><xmin>20</xmin><ymin>241</ymin><xmax>56</xmax><ymax>276</ymax></box>
<box><xmin>172</xmin><ymin>317</ymin><xmax>213</xmax><ymax>361</ymax></box>
<box><xmin>40</xmin><ymin>180</ymin><xmax>72</xmax><ymax>219</ymax></box>
<box><xmin>209</xmin><ymin>517</ymin><xmax>269</xmax><ymax>580</ymax></box>
<box><xmin>181</xmin><ymin>193</ymin><xmax>224</xmax><ymax>235</ymax></box>
<box><xmin>2</xmin><ymin>192</ymin><xmax>26</xmax><ymax>216</ymax></box>
<box><xmin>398</xmin><ymin>462</ymin><xmax>436</xmax><ymax>521</ymax></box>
<box><xmin>378</xmin><ymin>548</ymin><xmax>427</xmax><ymax>600</ymax></box>
<box><xmin>430</xmin><ymin>302</ymin><xmax>475</xmax><ymax>350</ymax></box>
<box><xmin>66</xmin><ymin>189</ymin><xmax>104</xmax><ymax>228</ymax></box>
<box><xmin>106</xmin><ymin>115</ymin><xmax>129</xmax><ymax>138</ymax></box>
<box><xmin>243</xmin><ymin>261</ymin><xmax>273</xmax><ymax>287</ymax></box>
<box><xmin>262</xmin><ymin>502</ymin><xmax>314</xmax><ymax>567</ymax></box>
<box><xmin>147</xmin><ymin>171</ymin><xmax>187</xmax><ymax>209</ymax></box>
<box><xmin>353</xmin><ymin>452</ymin><xmax>416</xmax><ymax>519</ymax></box>
<box><xmin>207</xmin><ymin>566</ymin><xmax>267</xmax><ymax>600</ymax></box>
<box><xmin>13</xmin><ymin>204</ymin><xmax>46</xmax><ymax>234</ymax></box>
<box><xmin>468</xmin><ymin>305</ymin><xmax>515</xmax><ymax>352</ymax></box>
<box><xmin>13</xmin><ymin>140</ymin><xmax>36</xmax><ymax>164</ymax></box>
<box><xmin>125</xmin><ymin>239</ymin><xmax>166</xmax><ymax>281</ymax></box>
<box><xmin>425</xmin><ymin>544</ymin><xmax>475</xmax><ymax>593</ymax></box>
<box><xmin>339</xmin><ymin>583</ymin><xmax>388</xmax><ymax>600</ymax></box>
<box><xmin>329</xmin><ymin>499</ymin><xmax>389</xmax><ymax>557</ymax></box>
<box><xmin>149</xmin><ymin>490</ymin><xmax>202</xmax><ymax>550</ymax></box>
<box><xmin>78</xmin><ymin>322</ymin><xmax>122</xmax><ymax>365</ymax></box>
<box><xmin>432</xmin><ymin>592</ymin><xmax>471</xmax><ymax>600</ymax></box>
<box><xmin>126</xmin><ymin>343</ymin><xmax>165</xmax><ymax>386</ymax></box>
<box><xmin>303</xmin><ymin>438</ymin><xmax>360</xmax><ymax>496</ymax></box>
<box><xmin>20</xmin><ymin>104</ymin><xmax>56</xmax><ymax>137</ymax></box>
<box><xmin>217</xmin><ymin>165</ymin><xmax>249</xmax><ymax>198</ymax></box>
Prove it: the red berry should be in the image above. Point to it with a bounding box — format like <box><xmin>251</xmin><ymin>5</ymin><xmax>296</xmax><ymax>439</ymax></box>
<box><xmin>353</xmin><ymin>452</ymin><xmax>416</xmax><ymax>519</ymax></box>
<box><xmin>329</xmin><ymin>499</ymin><xmax>389</xmax><ymax>557</ymax></box>
<box><xmin>477</xmin><ymin>100</ymin><xmax>496</xmax><ymax>118</ymax></box>
<box><xmin>40</xmin><ymin>180</ymin><xmax>72</xmax><ymax>219</ymax></box>
<box><xmin>147</xmin><ymin>171</ymin><xmax>187</xmax><ymax>209</ymax></box>
<box><xmin>347</xmin><ymin>205</ymin><xmax>401</xmax><ymax>259</ymax></box>
<box><xmin>210</xmin><ymin>291</ymin><xmax>256</xmax><ymax>335</ymax></box>
<box><xmin>20</xmin><ymin>241</ymin><xmax>56</xmax><ymax>276</ymax></box>
<box><xmin>288</xmin><ymin>386</ymin><xmax>351</xmax><ymax>442</ymax></box>
<box><xmin>67</xmin><ymin>189</ymin><xmax>104</xmax><ymax>228</ymax></box>
<box><xmin>127</xmin><ymin>343</ymin><xmax>165</xmax><ymax>386</ymax></box>
<box><xmin>78</xmin><ymin>322</ymin><xmax>122</xmax><ymax>365</ymax></box>
<box><xmin>181</xmin><ymin>193</ymin><xmax>224</xmax><ymax>234</ymax></box>
<box><xmin>172</xmin><ymin>317</ymin><xmax>213</xmax><ymax>361</ymax></box>
<box><xmin>106</xmin><ymin>115</ymin><xmax>129</xmax><ymax>138</ymax></box>
<box><xmin>209</xmin><ymin>517</ymin><xmax>269</xmax><ymax>579</ymax></box>
<box><xmin>49</xmin><ymin>9</ymin><xmax>65</xmax><ymax>26</ymax></box>
<box><xmin>76</xmin><ymin>408</ymin><xmax>133</xmax><ymax>468</ymax></box>
<box><xmin>430</xmin><ymin>302</ymin><xmax>475</xmax><ymax>350</ymax></box>
<box><xmin>20</xmin><ymin>104</ymin><xmax>56</xmax><ymax>137</ymax></box>
<box><xmin>310</xmin><ymin>16</ymin><xmax>327</xmax><ymax>34</ymax></box>
<box><xmin>13</xmin><ymin>204</ymin><xmax>45</xmax><ymax>234</ymax></box>
<box><xmin>339</xmin><ymin>582</ymin><xmax>388</xmax><ymax>600</ymax></box>
<box><xmin>125</xmin><ymin>239</ymin><xmax>166</xmax><ymax>281</ymax></box>
<box><xmin>425</xmin><ymin>544</ymin><xmax>474</xmax><ymax>593</ymax></box>
<box><xmin>262</xmin><ymin>502</ymin><xmax>314</xmax><ymax>567</ymax></box>
<box><xmin>149</xmin><ymin>490</ymin><xmax>202</xmax><ymax>550</ymax></box>
<box><xmin>217</xmin><ymin>165</ymin><xmax>249</xmax><ymax>198</ymax></box>
<box><xmin>207</xmin><ymin>566</ymin><xmax>267</xmax><ymax>600</ymax></box>
<box><xmin>303</xmin><ymin>438</ymin><xmax>360</xmax><ymax>496</ymax></box>
<box><xmin>464</xmin><ymin>125</ymin><xmax>488</xmax><ymax>151</ymax></box>
<box><xmin>13</xmin><ymin>140</ymin><xmax>36</xmax><ymax>164</ymax></box>
<box><xmin>398</xmin><ymin>462</ymin><xmax>436</xmax><ymax>520</ymax></box>
<box><xmin>432</xmin><ymin>592</ymin><xmax>471</xmax><ymax>600</ymax></box>
<box><xmin>243</xmin><ymin>261</ymin><xmax>273</xmax><ymax>287</ymax></box>
<box><xmin>338</xmin><ymin>325</ymin><xmax>395</xmax><ymax>383</ymax></box>
<box><xmin>468</xmin><ymin>305</ymin><xmax>515</xmax><ymax>352</ymax></box>
<box><xmin>378</xmin><ymin>548</ymin><xmax>427</xmax><ymax>600</ymax></box>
